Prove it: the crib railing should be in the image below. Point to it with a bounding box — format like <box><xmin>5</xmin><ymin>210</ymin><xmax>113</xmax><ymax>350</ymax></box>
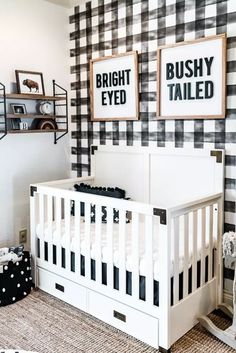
<box><xmin>169</xmin><ymin>194</ymin><xmax>223</xmax><ymax>306</ymax></box>
<box><xmin>30</xmin><ymin>181</ymin><xmax>223</xmax><ymax>321</ymax></box>
<box><xmin>31</xmin><ymin>184</ymin><xmax>159</xmax><ymax>306</ymax></box>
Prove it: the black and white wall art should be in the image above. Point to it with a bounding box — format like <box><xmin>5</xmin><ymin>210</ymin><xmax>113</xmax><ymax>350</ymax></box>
<box><xmin>90</xmin><ymin>51</ymin><xmax>139</xmax><ymax>121</ymax></box>
<box><xmin>70</xmin><ymin>0</ymin><xmax>236</xmax><ymax>288</ymax></box>
<box><xmin>157</xmin><ymin>34</ymin><xmax>226</xmax><ymax>119</ymax></box>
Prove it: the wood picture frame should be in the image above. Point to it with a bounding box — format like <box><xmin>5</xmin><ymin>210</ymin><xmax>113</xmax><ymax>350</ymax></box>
<box><xmin>157</xmin><ymin>34</ymin><xmax>227</xmax><ymax>119</ymax></box>
<box><xmin>90</xmin><ymin>51</ymin><xmax>139</xmax><ymax>121</ymax></box>
<box><xmin>15</xmin><ymin>70</ymin><xmax>45</xmax><ymax>96</ymax></box>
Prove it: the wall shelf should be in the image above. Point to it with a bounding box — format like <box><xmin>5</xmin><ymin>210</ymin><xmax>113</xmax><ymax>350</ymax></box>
<box><xmin>8</xmin><ymin>129</ymin><xmax>67</xmax><ymax>134</ymax></box>
<box><xmin>7</xmin><ymin>114</ymin><xmax>66</xmax><ymax>119</ymax></box>
<box><xmin>0</xmin><ymin>80</ymin><xmax>68</xmax><ymax>144</ymax></box>
<box><xmin>5</xmin><ymin>93</ymin><xmax>65</xmax><ymax>101</ymax></box>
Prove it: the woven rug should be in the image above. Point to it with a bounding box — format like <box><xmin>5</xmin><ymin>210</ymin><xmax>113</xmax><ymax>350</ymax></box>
<box><xmin>0</xmin><ymin>290</ymin><xmax>234</xmax><ymax>353</ymax></box>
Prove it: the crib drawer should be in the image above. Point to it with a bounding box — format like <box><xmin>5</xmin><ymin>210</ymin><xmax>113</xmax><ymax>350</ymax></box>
<box><xmin>37</xmin><ymin>267</ymin><xmax>87</xmax><ymax>311</ymax></box>
<box><xmin>88</xmin><ymin>290</ymin><xmax>159</xmax><ymax>348</ymax></box>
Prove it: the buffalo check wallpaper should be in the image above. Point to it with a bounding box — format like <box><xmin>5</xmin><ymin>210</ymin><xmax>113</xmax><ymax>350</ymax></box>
<box><xmin>70</xmin><ymin>0</ymin><xmax>236</xmax><ymax>287</ymax></box>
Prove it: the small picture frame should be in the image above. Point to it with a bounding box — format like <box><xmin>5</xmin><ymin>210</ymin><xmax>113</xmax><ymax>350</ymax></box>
<box><xmin>11</xmin><ymin>103</ymin><xmax>27</xmax><ymax>115</ymax></box>
<box><xmin>15</xmin><ymin>70</ymin><xmax>45</xmax><ymax>95</ymax></box>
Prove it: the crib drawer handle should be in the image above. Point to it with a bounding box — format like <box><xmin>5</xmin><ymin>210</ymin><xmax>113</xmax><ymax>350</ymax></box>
<box><xmin>55</xmin><ymin>283</ymin><xmax>65</xmax><ymax>292</ymax></box>
<box><xmin>113</xmin><ymin>310</ymin><xmax>126</xmax><ymax>322</ymax></box>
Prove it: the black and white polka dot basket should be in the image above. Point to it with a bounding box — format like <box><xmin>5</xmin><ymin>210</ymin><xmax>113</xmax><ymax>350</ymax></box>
<box><xmin>0</xmin><ymin>251</ymin><xmax>32</xmax><ymax>306</ymax></box>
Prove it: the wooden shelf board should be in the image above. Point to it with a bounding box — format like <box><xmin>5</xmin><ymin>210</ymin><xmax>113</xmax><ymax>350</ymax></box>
<box><xmin>7</xmin><ymin>114</ymin><xmax>66</xmax><ymax>119</ymax></box>
<box><xmin>4</xmin><ymin>93</ymin><xmax>66</xmax><ymax>101</ymax></box>
<box><xmin>8</xmin><ymin>129</ymin><xmax>67</xmax><ymax>134</ymax></box>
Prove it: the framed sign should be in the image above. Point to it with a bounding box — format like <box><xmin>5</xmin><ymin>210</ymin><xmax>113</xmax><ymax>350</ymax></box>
<box><xmin>90</xmin><ymin>51</ymin><xmax>139</xmax><ymax>121</ymax></box>
<box><xmin>157</xmin><ymin>34</ymin><xmax>226</xmax><ymax>119</ymax></box>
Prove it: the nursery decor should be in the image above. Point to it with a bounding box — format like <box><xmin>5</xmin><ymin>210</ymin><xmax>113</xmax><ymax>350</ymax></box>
<box><xmin>73</xmin><ymin>183</ymin><xmax>128</xmax><ymax>223</ymax></box>
<box><xmin>199</xmin><ymin>231</ymin><xmax>236</xmax><ymax>350</ymax></box>
<box><xmin>31</xmin><ymin>118</ymin><xmax>58</xmax><ymax>130</ymax></box>
<box><xmin>38</xmin><ymin>101</ymin><xmax>52</xmax><ymax>115</ymax></box>
<box><xmin>0</xmin><ymin>246</ymin><xmax>33</xmax><ymax>307</ymax></box>
<box><xmin>15</xmin><ymin>70</ymin><xmax>45</xmax><ymax>95</ymax></box>
<box><xmin>19</xmin><ymin>122</ymin><xmax>28</xmax><ymax>130</ymax></box>
<box><xmin>0</xmin><ymin>80</ymin><xmax>68</xmax><ymax>143</ymax></box>
<box><xmin>11</xmin><ymin>118</ymin><xmax>21</xmax><ymax>130</ymax></box>
<box><xmin>30</xmin><ymin>145</ymin><xmax>224</xmax><ymax>352</ymax></box>
<box><xmin>90</xmin><ymin>51</ymin><xmax>139</xmax><ymax>121</ymax></box>
<box><xmin>157</xmin><ymin>34</ymin><xmax>226</xmax><ymax>119</ymax></box>
<box><xmin>11</xmin><ymin>103</ymin><xmax>27</xmax><ymax>115</ymax></box>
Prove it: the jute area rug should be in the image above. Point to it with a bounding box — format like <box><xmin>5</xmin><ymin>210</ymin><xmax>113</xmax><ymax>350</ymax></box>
<box><xmin>0</xmin><ymin>290</ymin><xmax>234</xmax><ymax>353</ymax></box>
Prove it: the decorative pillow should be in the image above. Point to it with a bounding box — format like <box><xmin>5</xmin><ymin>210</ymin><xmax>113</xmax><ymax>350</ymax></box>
<box><xmin>72</xmin><ymin>183</ymin><xmax>129</xmax><ymax>223</ymax></box>
<box><xmin>74</xmin><ymin>183</ymin><xmax>126</xmax><ymax>199</ymax></box>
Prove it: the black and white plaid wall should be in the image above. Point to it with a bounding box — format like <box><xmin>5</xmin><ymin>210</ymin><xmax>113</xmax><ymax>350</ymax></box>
<box><xmin>70</xmin><ymin>0</ymin><xmax>236</xmax><ymax>286</ymax></box>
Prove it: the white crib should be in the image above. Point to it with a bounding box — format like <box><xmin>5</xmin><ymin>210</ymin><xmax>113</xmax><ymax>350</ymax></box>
<box><xmin>30</xmin><ymin>146</ymin><xmax>224</xmax><ymax>352</ymax></box>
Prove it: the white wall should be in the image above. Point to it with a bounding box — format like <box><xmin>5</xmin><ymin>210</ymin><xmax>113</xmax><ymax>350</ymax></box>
<box><xmin>0</xmin><ymin>0</ymin><xmax>70</xmax><ymax>248</ymax></box>
<box><xmin>43</xmin><ymin>0</ymin><xmax>79</xmax><ymax>8</ymax></box>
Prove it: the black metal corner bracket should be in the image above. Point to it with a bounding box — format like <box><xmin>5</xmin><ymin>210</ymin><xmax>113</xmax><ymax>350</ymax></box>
<box><xmin>91</xmin><ymin>145</ymin><xmax>98</xmax><ymax>155</ymax></box>
<box><xmin>30</xmin><ymin>186</ymin><xmax>37</xmax><ymax>197</ymax></box>
<box><xmin>153</xmin><ymin>208</ymin><xmax>167</xmax><ymax>225</ymax></box>
<box><xmin>210</xmin><ymin>150</ymin><xmax>223</xmax><ymax>163</ymax></box>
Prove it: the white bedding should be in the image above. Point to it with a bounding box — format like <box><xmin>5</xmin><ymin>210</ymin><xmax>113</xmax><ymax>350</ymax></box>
<box><xmin>36</xmin><ymin>216</ymin><xmax>214</xmax><ymax>281</ymax></box>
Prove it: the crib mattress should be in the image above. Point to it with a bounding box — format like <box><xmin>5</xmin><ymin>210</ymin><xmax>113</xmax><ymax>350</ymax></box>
<box><xmin>36</xmin><ymin>217</ymin><xmax>213</xmax><ymax>281</ymax></box>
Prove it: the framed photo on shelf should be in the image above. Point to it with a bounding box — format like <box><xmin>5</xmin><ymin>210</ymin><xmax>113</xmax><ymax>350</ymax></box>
<box><xmin>11</xmin><ymin>103</ymin><xmax>27</xmax><ymax>115</ymax></box>
<box><xmin>15</xmin><ymin>70</ymin><xmax>45</xmax><ymax>95</ymax></box>
<box><xmin>90</xmin><ymin>51</ymin><xmax>139</xmax><ymax>121</ymax></box>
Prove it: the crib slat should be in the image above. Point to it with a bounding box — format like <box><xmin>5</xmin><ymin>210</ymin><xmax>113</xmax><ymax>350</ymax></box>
<box><xmin>145</xmin><ymin>214</ymin><xmax>153</xmax><ymax>305</ymax></box>
<box><xmin>47</xmin><ymin>195</ymin><xmax>53</xmax><ymax>264</ymax></box>
<box><xmin>39</xmin><ymin>193</ymin><xmax>44</xmax><ymax>261</ymax></box>
<box><xmin>208</xmin><ymin>205</ymin><xmax>213</xmax><ymax>280</ymax></box>
<box><xmin>119</xmin><ymin>209</ymin><xmax>126</xmax><ymax>294</ymax></box>
<box><xmin>201</xmin><ymin>208</ymin><xmax>206</xmax><ymax>287</ymax></box>
<box><xmin>107</xmin><ymin>207</ymin><xmax>113</xmax><ymax>288</ymax></box>
<box><xmin>192</xmin><ymin>211</ymin><xmax>198</xmax><ymax>292</ymax></box>
<box><xmin>85</xmin><ymin>202</ymin><xmax>91</xmax><ymax>279</ymax></box>
<box><xmin>55</xmin><ymin>197</ymin><xmax>62</xmax><ymax>268</ymax></box>
<box><xmin>64</xmin><ymin>198</ymin><xmax>71</xmax><ymax>272</ymax></box>
<box><xmin>173</xmin><ymin>217</ymin><xmax>180</xmax><ymax>305</ymax></box>
<box><xmin>74</xmin><ymin>200</ymin><xmax>81</xmax><ymax>276</ymax></box>
<box><xmin>95</xmin><ymin>205</ymin><xmax>102</xmax><ymax>283</ymax></box>
<box><xmin>132</xmin><ymin>212</ymin><xmax>139</xmax><ymax>300</ymax></box>
<box><xmin>183</xmin><ymin>214</ymin><xmax>189</xmax><ymax>298</ymax></box>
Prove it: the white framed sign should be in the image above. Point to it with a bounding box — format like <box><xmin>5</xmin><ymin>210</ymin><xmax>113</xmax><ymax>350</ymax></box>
<box><xmin>90</xmin><ymin>51</ymin><xmax>139</xmax><ymax>121</ymax></box>
<box><xmin>157</xmin><ymin>34</ymin><xmax>226</xmax><ymax>119</ymax></box>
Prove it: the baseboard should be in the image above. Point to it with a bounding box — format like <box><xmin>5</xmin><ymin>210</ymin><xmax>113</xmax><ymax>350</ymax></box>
<box><xmin>223</xmin><ymin>289</ymin><xmax>233</xmax><ymax>307</ymax></box>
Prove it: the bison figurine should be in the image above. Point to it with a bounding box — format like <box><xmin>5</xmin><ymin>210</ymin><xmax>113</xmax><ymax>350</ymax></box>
<box><xmin>23</xmin><ymin>79</ymin><xmax>39</xmax><ymax>93</ymax></box>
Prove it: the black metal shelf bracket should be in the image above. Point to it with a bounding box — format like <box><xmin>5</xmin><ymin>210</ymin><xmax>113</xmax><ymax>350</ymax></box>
<box><xmin>0</xmin><ymin>82</ymin><xmax>7</xmax><ymax>141</ymax></box>
<box><xmin>53</xmin><ymin>79</ymin><xmax>68</xmax><ymax>144</ymax></box>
